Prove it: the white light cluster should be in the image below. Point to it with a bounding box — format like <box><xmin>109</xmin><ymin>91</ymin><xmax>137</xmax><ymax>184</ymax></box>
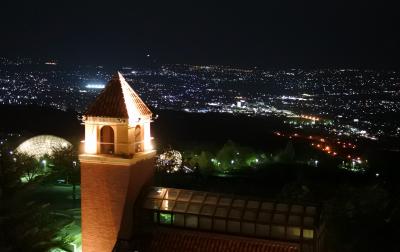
<box><xmin>156</xmin><ymin>150</ymin><xmax>183</xmax><ymax>173</ymax></box>
<box><xmin>85</xmin><ymin>84</ymin><xmax>105</xmax><ymax>89</ymax></box>
<box><xmin>16</xmin><ymin>135</ymin><xmax>72</xmax><ymax>159</ymax></box>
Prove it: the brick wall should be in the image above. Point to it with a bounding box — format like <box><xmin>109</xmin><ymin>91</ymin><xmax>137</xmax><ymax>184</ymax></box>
<box><xmin>81</xmin><ymin>157</ymin><xmax>155</xmax><ymax>252</ymax></box>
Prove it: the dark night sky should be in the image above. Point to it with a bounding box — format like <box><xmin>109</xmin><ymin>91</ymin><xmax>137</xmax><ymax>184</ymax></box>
<box><xmin>1</xmin><ymin>1</ymin><xmax>399</xmax><ymax>68</ymax></box>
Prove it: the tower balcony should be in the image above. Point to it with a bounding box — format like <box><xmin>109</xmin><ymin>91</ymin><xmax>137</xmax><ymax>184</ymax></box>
<box><xmin>79</xmin><ymin>138</ymin><xmax>156</xmax><ymax>166</ymax></box>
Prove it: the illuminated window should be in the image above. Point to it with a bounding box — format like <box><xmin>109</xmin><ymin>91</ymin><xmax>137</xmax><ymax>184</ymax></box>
<box><xmin>303</xmin><ymin>229</ymin><xmax>314</xmax><ymax>239</ymax></box>
<box><xmin>160</xmin><ymin>213</ymin><xmax>172</xmax><ymax>224</ymax></box>
<box><xmin>287</xmin><ymin>227</ymin><xmax>301</xmax><ymax>240</ymax></box>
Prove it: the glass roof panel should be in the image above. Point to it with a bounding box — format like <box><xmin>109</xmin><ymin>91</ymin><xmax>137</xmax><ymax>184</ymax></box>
<box><xmin>305</xmin><ymin>206</ymin><xmax>317</xmax><ymax>215</ymax></box>
<box><xmin>165</xmin><ymin>189</ymin><xmax>180</xmax><ymax>200</ymax></box>
<box><xmin>187</xmin><ymin>203</ymin><xmax>202</xmax><ymax>214</ymax></box>
<box><xmin>200</xmin><ymin>205</ymin><xmax>216</xmax><ymax>216</ymax></box>
<box><xmin>276</xmin><ymin>203</ymin><xmax>289</xmax><ymax>212</ymax></box>
<box><xmin>177</xmin><ymin>190</ymin><xmax>193</xmax><ymax>202</ymax></box>
<box><xmin>272</xmin><ymin>213</ymin><xmax>286</xmax><ymax>224</ymax></box>
<box><xmin>191</xmin><ymin>192</ymin><xmax>206</xmax><ymax>203</ymax></box>
<box><xmin>214</xmin><ymin>207</ymin><xmax>229</xmax><ymax>217</ymax></box>
<box><xmin>232</xmin><ymin>199</ymin><xmax>246</xmax><ymax>208</ymax></box>
<box><xmin>228</xmin><ymin>208</ymin><xmax>243</xmax><ymax>219</ymax></box>
<box><xmin>142</xmin><ymin>186</ymin><xmax>320</xmax><ymax>242</ymax></box>
<box><xmin>173</xmin><ymin>202</ymin><xmax>189</xmax><ymax>213</ymax></box>
<box><xmin>290</xmin><ymin>204</ymin><xmax>304</xmax><ymax>214</ymax></box>
<box><xmin>246</xmin><ymin>200</ymin><xmax>260</xmax><ymax>209</ymax></box>
<box><xmin>143</xmin><ymin>198</ymin><xmax>162</xmax><ymax>210</ymax></box>
<box><xmin>204</xmin><ymin>194</ymin><xmax>219</xmax><ymax>205</ymax></box>
<box><xmin>147</xmin><ymin>187</ymin><xmax>167</xmax><ymax>199</ymax></box>
<box><xmin>160</xmin><ymin>200</ymin><xmax>175</xmax><ymax>211</ymax></box>
<box><xmin>243</xmin><ymin>210</ymin><xmax>257</xmax><ymax>221</ymax></box>
<box><xmin>303</xmin><ymin>216</ymin><xmax>314</xmax><ymax>227</ymax></box>
<box><xmin>257</xmin><ymin>211</ymin><xmax>272</xmax><ymax>223</ymax></box>
<box><xmin>288</xmin><ymin>215</ymin><xmax>302</xmax><ymax>226</ymax></box>
<box><xmin>261</xmin><ymin>202</ymin><xmax>274</xmax><ymax>211</ymax></box>
<box><xmin>218</xmin><ymin>197</ymin><xmax>232</xmax><ymax>206</ymax></box>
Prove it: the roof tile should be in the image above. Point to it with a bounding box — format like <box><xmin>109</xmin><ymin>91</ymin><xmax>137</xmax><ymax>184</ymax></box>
<box><xmin>85</xmin><ymin>72</ymin><xmax>152</xmax><ymax>119</ymax></box>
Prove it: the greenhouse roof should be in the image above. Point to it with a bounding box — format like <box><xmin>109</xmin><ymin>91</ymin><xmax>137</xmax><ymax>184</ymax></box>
<box><xmin>141</xmin><ymin>187</ymin><xmax>322</xmax><ymax>244</ymax></box>
<box><xmin>15</xmin><ymin>135</ymin><xmax>71</xmax><ymax>159</ymax></box>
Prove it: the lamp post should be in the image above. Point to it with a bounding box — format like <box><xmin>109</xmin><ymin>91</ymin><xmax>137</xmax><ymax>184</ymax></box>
<box><xmin>42</xmin><ymin>159</ymin><xmax>47</xmax><ymax>172</ymax></box>
<box><xmin>72</xmin><ymin>161</ymin><xmax>77</xmax><ymax>202</ymax></box>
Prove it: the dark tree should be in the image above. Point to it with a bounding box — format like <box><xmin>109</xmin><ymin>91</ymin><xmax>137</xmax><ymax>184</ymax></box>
<box><xmin>50</xmin><ymin>146</ymin><xmax>80</xmax><ymax>201</ymax></box>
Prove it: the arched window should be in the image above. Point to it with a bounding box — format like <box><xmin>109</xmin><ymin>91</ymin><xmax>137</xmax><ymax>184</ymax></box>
<box><xmin>100</xmin><ymin>126</ymin><xmax>114</xmax><ymax>154</ymax></box>
<box><xmin>135</xmin><ymin>125</ymin><xmax>142</xmax><ymax>152</ymax></box>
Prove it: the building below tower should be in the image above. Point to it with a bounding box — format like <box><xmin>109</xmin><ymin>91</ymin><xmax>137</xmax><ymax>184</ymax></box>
<box><xmin>113</xmin><ymin>186</ymin><xmax>325</xmax><ymax>252</ymax></box>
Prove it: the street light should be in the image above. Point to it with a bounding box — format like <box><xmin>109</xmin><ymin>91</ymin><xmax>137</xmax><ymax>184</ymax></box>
<box><xmin>42</xmin><ymin>159</ymin><xmax>47</xmax><ymax>171</ymax></box>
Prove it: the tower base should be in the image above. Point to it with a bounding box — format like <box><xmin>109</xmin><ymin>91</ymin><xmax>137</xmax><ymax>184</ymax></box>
<box><xmin>80</xmin><ymin>151</ymin><xmax>156</xmax><ymax>252</ymax></box>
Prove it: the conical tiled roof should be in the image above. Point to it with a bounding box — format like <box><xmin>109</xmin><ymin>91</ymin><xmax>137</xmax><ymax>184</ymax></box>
<box><xmin>85</xmin><ymin>72</ymin><xmax>152</xmax><ymax>120</ymax></box>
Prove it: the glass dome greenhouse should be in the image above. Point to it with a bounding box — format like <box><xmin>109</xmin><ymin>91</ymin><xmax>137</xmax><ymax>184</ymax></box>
<box><xmin>16</xmin><ymin>135</ymin><xmax>72</xmax><ymax>159</ymax></box>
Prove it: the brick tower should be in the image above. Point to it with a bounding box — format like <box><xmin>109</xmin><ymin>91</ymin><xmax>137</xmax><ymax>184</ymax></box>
<box><xmin>79</xmin><ymin>72</ymin><xmax>156</xmax><ymax>252</ymax></box>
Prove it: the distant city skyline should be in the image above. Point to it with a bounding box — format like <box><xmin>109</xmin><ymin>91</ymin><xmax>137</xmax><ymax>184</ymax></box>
<box><xmin>1</xmin><ymin>1</ymin><xmax>399</xmax><ymax>68</ymax></box>
<box><xmin>1</xmin><ymin>57</ymin><xmax>399</xmax><ymax>140</ymax></box>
